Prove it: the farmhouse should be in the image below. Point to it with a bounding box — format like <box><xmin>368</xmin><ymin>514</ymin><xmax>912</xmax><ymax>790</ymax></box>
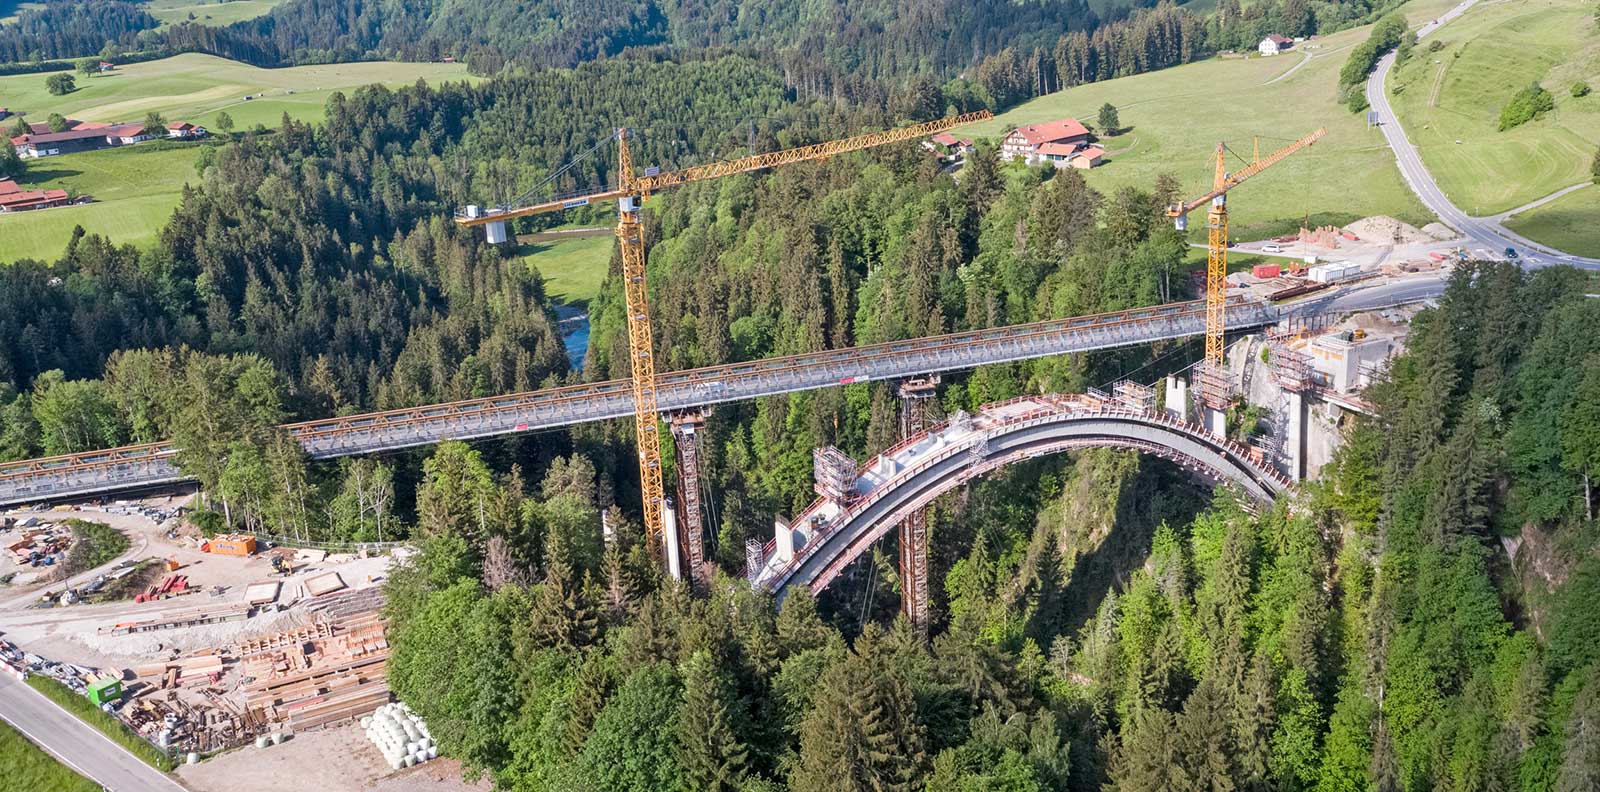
<box><xmin>1000</xmin><ymin>118</ymin><xmax>1091</xmax><ymax>163</ymax></box>
<box><xmin>166</xmin><ymin>122</ymin><xmax>208</xmax><ymax>139</ymax></box>
<box><xmin>1001</xmin><ymin>118</ymin><xmax>1104</xmax><ymax>169</ymax></box>
<box><xmin>10</xmin><ymin>117</ymin><xmax>194</xmax><ymax>158</ymax></box>
<box><xmin>925</xmin><ymin>131</ymin><xmax>975</xmax><ymax>156</ymax></box>
<box><xmin>1259</xmin><ymin>35</ymin><xmax>1294</xmax><ymax>56</ymax></box>
<box><xmin>0</xmin><ymin>179</ymin><xmax>71</xmax><ymax>212</ymax></box>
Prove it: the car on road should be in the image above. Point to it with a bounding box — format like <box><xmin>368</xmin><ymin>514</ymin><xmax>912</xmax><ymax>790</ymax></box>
<box><xmin>1504</xmin><ymin>247</ymin><xmax>1518</xmax><ymax>259</ymax></box>
<box><xmin>1263</xmin><ymin>243</ymin><xmax>1282</xmax><ymax>253</ymax></box>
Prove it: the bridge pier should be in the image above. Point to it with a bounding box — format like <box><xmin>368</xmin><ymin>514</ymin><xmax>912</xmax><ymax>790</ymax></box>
<box><xmin>668</xmin><ymin>409</ymin><xmax>711</xmax><ymax>590</ymax></box>
<box><xmin>896</xmin><ymin>376</ymin><xmax>938</xmax><ymax>636</ymax></box>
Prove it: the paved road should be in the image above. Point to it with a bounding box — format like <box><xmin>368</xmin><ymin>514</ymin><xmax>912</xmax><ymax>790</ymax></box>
<box><xmin>1489</xmin><ymin>182</ymin><xmax>1594</xmax><ymax>222</ymax></box>
<box><xmin>1364</xmin><ymin>0</ymin><xmax>1600</xmax><ymax>270</ymax></box>
<box><xmin>1288</xmin><ymin>272</ymin><xmax>1449</xmax><ymax>318</ymax></box>
<box><xmin>0</xmin><ymin>673</ymin><xmax>186</xmax><ymax>792</ymax></box>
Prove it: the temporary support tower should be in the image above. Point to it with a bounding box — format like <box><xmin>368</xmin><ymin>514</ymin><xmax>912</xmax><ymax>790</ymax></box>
<box><xmin>668</xmin><ymin>409</ymin><xmax>711</xmax><ymax>591</ymax></box>
<box><xmin>896</xmin><ymin>376</ymin><xmax>939</xmax><ymax>636</ymax></box>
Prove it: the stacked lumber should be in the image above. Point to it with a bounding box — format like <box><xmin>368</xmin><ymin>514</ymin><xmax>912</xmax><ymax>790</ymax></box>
<box><xmin>303</xmin><ymin>587</ymin><xmax>385</xmax><ymax>622</ymax></box>
<box><xmin>241</xmin><ymin>614</ymin><xmax>393</xmax><ymax>731</ymax></box>
<box><xmin>234</xmin><ymin>622</ymin><xmax>332</xmax><ymax>657</ymax></box>
<box><xmin>130</xmin><ymin>653</ymin><xmax>228</xmax><ymax>689</ymax></box>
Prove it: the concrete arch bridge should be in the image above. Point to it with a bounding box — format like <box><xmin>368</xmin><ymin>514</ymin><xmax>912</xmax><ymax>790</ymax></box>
<box><xmin>750</xmin><ymin>394</ymin><xmax>1292</xmax><ymax>602</ymax></box>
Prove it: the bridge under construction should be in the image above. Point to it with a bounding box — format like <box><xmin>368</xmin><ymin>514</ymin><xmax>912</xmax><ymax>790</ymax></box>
<box><xmin>751</xmin><ymin>394</ymin><xmax>1292</xmax><ymax>605</ymax></box>
<box><xmin>0</xmin><ymin>274</ymin><xmax>1440</xmax><ymax>630</ymax></box>
<box><xmin>0</xmin><ymin>297</ymin><xmax>1281</xmax><ymax>507</ymax></box>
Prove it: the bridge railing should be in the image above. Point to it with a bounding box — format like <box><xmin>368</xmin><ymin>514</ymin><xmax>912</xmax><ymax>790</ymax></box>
<box><xmin>756</xmin><ymin>400</ymin><xmax>1070</xmax><ymax>589</ymax></box>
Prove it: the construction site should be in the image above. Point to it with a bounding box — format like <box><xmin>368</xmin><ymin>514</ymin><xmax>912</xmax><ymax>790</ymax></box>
<box><xmin>0</xmin><ymin>495</ymin><xmax>472</xmax><ymax>790</ymax></box>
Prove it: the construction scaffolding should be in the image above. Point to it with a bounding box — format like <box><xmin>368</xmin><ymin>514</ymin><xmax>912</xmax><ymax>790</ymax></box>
<box><xmin>896</xmin><ymin>377</ymin><xmax>939</xmax><ymax>636</ymax></box>
<box><xmin>813</xmin><ymin>446</ymin><xmax>858</xmax><ymax>505</ymax></box>
<box><xmin>668</xmin><ymin>410</ymin><xmax>711</xmax><ymax>590</ymax></box>
<box><xmin>1112</xmin><ymin>381</ymin><xmax>1156</xmax><ymax>413</ymax></box>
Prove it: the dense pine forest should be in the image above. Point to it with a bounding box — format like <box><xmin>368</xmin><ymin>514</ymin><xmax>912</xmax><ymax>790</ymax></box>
<box><xmin>377</xmin><ymin>262</ymin><xmax>1600</xmax><ymax>791</ymax></box>
<box><xmin>5</xmin><ymin>0</ymin><xmax>1411</xmax><ymax>111</ymax></box>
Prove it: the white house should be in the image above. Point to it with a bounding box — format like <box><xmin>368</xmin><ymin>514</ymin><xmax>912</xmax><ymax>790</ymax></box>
<box><xmin>1000</xmin><ymin>118</ymin><xmax>1091</xmax><ymax>163</ymax></box>
<box><xmin>166</xmin><ymin>122</ymin><xmax>208</xmax><ymax>139</ymax></box>
<box><xmin>1259</xmin><ymin>34</ymin><xmax>1294</xmax><ymax>56</ymax></box>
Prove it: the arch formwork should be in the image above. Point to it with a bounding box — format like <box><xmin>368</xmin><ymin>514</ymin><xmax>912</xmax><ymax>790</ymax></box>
<box><xmin>752</xmin><ymin>395</ymin><xmax>1291</xmax><ymax>602</ymax></box>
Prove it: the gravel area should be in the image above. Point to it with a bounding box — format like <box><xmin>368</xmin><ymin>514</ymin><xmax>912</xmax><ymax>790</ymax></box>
<box><xmin>176</xmin><ymin>723</ymin><xmax>490</xmax><ymax>792</ymax></box>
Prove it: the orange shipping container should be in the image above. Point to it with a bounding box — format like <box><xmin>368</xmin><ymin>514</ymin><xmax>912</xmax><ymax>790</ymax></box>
<box><xmin>207</xmin><ymin>534</ymin><xmax>257</xmax><ymax>556</ymax></box>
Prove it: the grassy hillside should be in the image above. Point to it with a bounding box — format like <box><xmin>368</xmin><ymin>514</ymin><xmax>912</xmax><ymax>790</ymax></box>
<box><xmin>142</xmin><ymin>0</ymin><xmax>286</xmax><ymax>27</ymax></box>
<box><xmin>518</xmin><ymin>232</ymin><xmax>613</xmax><ymax>306</ymax></box>
<box><xmin>1</xmin><ymin>144</ymin><xmax>199</xmax><ymax>262</ymax></box>
<box><xmin>0</xmin><ymin>53</ymin><xmax>476</xmax><ymax>130</ymax></box>
<box><xmin>0</xmin><ymin>53</ymin><xmax>475</xmax><ymax>262</ymax></box>
<box><xmin>0</xmin><ymin>719</ymin><xmax>99</xmax><ymax>792</ymax></box>
<box><xmin>1504</xmin><ymin>184</ymin><xmax>1600</xmax><ymax>258</ymax></box>
<box><xmin>1388</xmin><ymin>0</ymin><xmax>1600</xmax><ymax>214</ymax></box>
<box><xmin>954</xmin><ymin>13</ymin><xmax>1438</xmax><ymax>239</ymax></box>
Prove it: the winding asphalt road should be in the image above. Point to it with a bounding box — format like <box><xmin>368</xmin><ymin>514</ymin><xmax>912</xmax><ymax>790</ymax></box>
<box><xmin>1364</xmin><ymin>0</ymin><xmax>1600</xmax><ymax>269</ymax></box>
<box><xmin>0</xmin><ymin>673</ymin><xmax>186</xmax><ymax>791</ymax></box>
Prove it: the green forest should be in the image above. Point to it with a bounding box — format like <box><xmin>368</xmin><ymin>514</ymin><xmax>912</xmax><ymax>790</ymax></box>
<box><xmin>375</xmin><ymin>261</ymin><xmax>1600</xmax><ymax>791</ymax></box>
<box><xmin>3</xmin><ymin>0</ymin><xmax>1412</xmax><ymax>113</ymax></box>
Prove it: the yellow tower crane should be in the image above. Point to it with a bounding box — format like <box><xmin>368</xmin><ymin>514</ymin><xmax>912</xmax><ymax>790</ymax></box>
<box><xmin>1166</xmin><ymin>127</ymin><xmax>1326</xmax><ymax>419</ymax></box>
<box><xmin>456</xmin><ymin>110</ymin><xmax>993</xmax><ymax>560</ymax></box>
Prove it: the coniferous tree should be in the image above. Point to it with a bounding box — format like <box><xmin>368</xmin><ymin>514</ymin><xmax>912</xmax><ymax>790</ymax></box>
<box><xmin>1556</xmin><ymin>668</ymin><xmax>1600</xmax><ymax>792</ymax></box>
<box><xmin>1177</xmin><ymin>675</ymin><xmax>1238</xmax><ymax>791</ymax></box>
<box><xmin>792</xmin><ymin>625</ymin><xmax>928</xmax><ymax>792</ymax></box>
<box><xmin>676</xmin><ymin>650</ymin><xmax>750</xmax><ymax>792</ymax></box>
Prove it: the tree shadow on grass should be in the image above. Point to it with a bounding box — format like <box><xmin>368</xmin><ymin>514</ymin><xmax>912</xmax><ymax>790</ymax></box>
<box><xmin>16</xmin><ymin>166</ymin><xmax>83</xmax><ymax>185</ymax></box>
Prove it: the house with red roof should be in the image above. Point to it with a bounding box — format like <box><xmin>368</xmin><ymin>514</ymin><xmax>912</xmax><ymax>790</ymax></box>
<box><xmin>926</xmin><ymin>131</ymin><xmax>976</xmax><ymax>156</ymax></box>
<box><xmin>10</xmin><ymin>117</ymin><xmax>184</xmax><ymax>158</ymax></box>
<box><xmin>1000</xmin><ymin>118</ymin><xmax>1091</xmax><ymax>163</ymax></box>
<box><xmin>0</xmin><ymin>179</ymin><xmax>71</xmax><ymax>212</ymax></box>
<box><xmin>166</xmin><ymin>122</ymin><xmax>207</xmax><ymax>139</ymax></box>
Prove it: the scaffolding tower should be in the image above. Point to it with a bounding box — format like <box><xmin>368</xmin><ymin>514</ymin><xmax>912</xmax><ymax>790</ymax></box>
<box><xmin>813</xmin><ymin>446</ymin><xmax>858</xmax><ymax>505</ymax></box>
<box><xmin>896</xmin><ymin>376</ymin><xmax>939</xmax><ymax>637</ymax></box>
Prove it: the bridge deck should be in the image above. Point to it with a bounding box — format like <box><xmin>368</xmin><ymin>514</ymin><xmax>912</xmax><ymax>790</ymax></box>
<box><xmin>0</xmin><ymin>298</ymin><xmax>1280</xmax><ymax>506</ymax></box>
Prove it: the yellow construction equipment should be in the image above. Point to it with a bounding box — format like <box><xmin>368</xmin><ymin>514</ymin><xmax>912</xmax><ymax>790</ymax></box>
<box><xmin>456</xmin><ymin>111</ymin><xmax>992</xmax><ymax>560</ymax></box>
<box><xmin>1166</xmin><ymin>127</ymin><xmax>1326</xmax><ymax>412</ymax></box>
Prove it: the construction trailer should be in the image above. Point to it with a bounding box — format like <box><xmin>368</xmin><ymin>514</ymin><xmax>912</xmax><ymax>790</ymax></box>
<box><xmin>86</xmin><ymin>675</ymin><xmax>123</xmax><ymax>706</ymax></box>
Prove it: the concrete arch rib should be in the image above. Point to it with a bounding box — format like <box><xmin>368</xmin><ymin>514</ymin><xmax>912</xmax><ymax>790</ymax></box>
<box><xmin>756</xmin><ymin>397</ymin><xmax>1290</xmax><ymax>603</ymax></box>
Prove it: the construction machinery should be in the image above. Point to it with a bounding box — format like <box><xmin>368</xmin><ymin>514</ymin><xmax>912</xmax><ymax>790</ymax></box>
<box><xmin>1166</xmin><ymin>128</ymin><xmax>1326</xmax><ymax>427</ymax></box>
<box><xmin>455</xmin><ymin>111</ymin><xmax>992</xmax><ymax>565</ymax></box>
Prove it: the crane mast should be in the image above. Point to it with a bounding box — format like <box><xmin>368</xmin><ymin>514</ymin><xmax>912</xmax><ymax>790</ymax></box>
<box><xmin>456</xmin><ymin>111</ymin><xmax>993</xmax><ymax>567</ymax></box>
<box><xmin>1167</xmin><ymin>128</ymin><xmax>1326</xmax><ymax>424</ymax></box>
